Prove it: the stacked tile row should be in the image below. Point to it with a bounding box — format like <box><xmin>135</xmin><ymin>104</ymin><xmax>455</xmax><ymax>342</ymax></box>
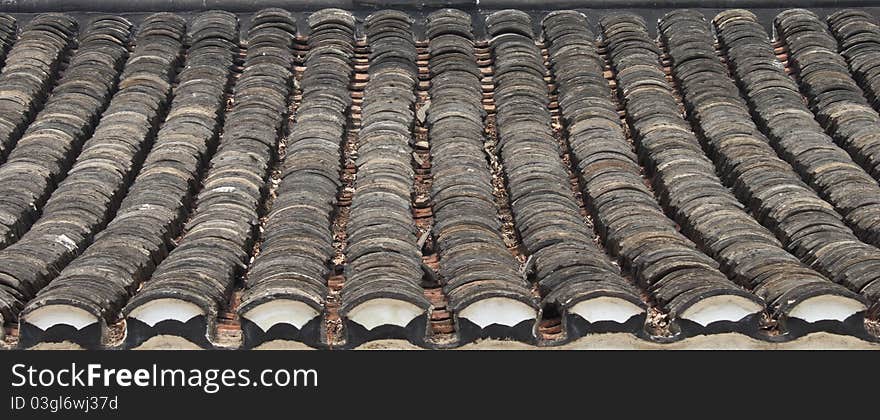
<box><xmin>716</xmin><ymin>10</ymin><xmax>880</xmax><ymax>244</ymax></box>
<box><xmin>488</xmin><ymin>9</ymin><xmax>592</xmax><ymax>322</ymax></box>
<box><xmin>0</xmin><ymin>14</ymin><xmax>77</xmax><ymax>160</ymax></box>
<box><xmin>0</xmin><ymin>14</ymin><xmax>16</xmax><ymax>66</ymax></box>
<box><xmin>0</xmin><ymin>13</ymin><xmax>185</xmax><ymax>326</ymax></box>
<box><xmin>656</xmin><ymin>10</ymin><xmax>880</xmax><ymax>315</ymax></box>
<box><xmin>0</xmin><ymin>16</ymin><xmax>131</xmax><ymax>249</ymax></box>
<box><xmin>828</xmin><ymin>10</ymin><xmax>880</xmax><ymax>114</ymax></box>
<box><xmin>488</xmin><ymin>10</ymin><xmax>648</xmax><ymax>337</ymax></box>
<box><xmin>547</xmin><ymin>10</ymin><xmax>790</xmax><ymax>335</ymax></box>
<box><xmin>425</xmin><ymin>9</ymin><xmax>534</xmax><ymax>334</ymax></box>
<box><xmin>598</xmin><ymin>13</ymin><xmax>765</xmax><ymax>331</ymax></box>
<box><xmin>339</xmin><ymin>10</ymin><xmax>431</xmax><ymax>329</ymax></box>
<box><xmin>540</xmin><ymin>12</ymin><xmax>654</xmax><ymax>325</ymax></box>
<box><xmin>19</xmin><ymin>11</ymin><xmax>240</xmax><ymax>347</ymax></box>
<box><xmin>650</xmin><ymin>10</ymin><xmax>865</xmax><ymax>327</ymax></box>
<box><xmin>776</xmin><ymin>9</ymin><xmax>880</xmax><ymax>183</ymax></box>
<box><xmin>122</xmin><ymin>9</ymin><xmax>297</xmax><ymax>345</ymax></box>
<box><xmin>238</xmin><ymin>9</ymin><xmax>356</xmax><ymax>346</ymax></box>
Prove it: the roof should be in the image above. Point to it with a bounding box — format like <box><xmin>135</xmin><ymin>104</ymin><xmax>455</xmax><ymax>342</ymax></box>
<box><xmin>0</xmin><ymin>5</ymin><xmax>878</xmax><ymax>350</ymax></box>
